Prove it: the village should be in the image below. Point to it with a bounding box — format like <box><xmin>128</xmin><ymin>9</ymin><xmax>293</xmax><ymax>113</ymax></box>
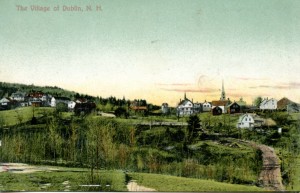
<box><xmin>0</xmin><ymin>80</ymin><xmax>299</xmax><ymax>132</ymax></box>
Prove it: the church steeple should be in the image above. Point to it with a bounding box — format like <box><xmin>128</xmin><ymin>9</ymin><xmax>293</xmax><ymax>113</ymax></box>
<box><xmin>220</xmin><ymin>79</ymin><xmax>226</xmax><ymax>101</ymax></box>
<box><xmin>184</xmin><ymin>92</ymin><xmax>187</xmax><ymax>100</ymax></box>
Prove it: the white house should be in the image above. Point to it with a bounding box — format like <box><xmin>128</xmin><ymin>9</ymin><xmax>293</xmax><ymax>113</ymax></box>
<box><xmin>177</xmin><ymin>93</ymin><xmax>194</xmax><ymax>116</ymax></box>
<box><xmin>68</xmin><ymin>101</ymin><xmax>76</xmax><ymax>110</ymax></box>
<box><xmin>237</xmin><ymin>114</ymin><xmax>255</xmax><ymax>129</ymax></box>
<box><xmin>10</xmin><ymin>91</ymin><xmax>26</xmax><ymax>101</ymax></box>
<box><xmin>161</xmin><ymin>103</ymin><xmax>169</xmax><ymax>114</ymax></box>
<box><xmin>237</xmin><ymin>113</ymin><xmax>264</xmax><ymax>129</ymax></box>
<box><xmin>0</xmin><ymin>98</ymin><xmax>10</xmax><ymax>106</ymax></box>
<box><xmin>202</xmin><ymin>100</ymin><xmax>212</xmax><ymax>112</ymax></box>
<box><xmin>51</xmin><ymin>97</ymin><xmax>71</xmax><ymax>107</ymax></box>
<box><xmin>260</xmin><ymin>98</ymin><xmax>277</xmax><ymax>110</ymax></box>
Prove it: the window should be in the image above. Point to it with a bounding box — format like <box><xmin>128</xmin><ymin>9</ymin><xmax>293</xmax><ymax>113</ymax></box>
<box><xmin>245</xmin><ymin>118</ymin><xmax>247</xmax><ymax>121</ymax></box>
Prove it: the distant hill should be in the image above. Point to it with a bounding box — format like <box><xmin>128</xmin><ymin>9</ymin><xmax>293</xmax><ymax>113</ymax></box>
<box><xmin>0</xmin><ymin>82</ymin><xmax>78</xmax><ymax>99</ymax></box>
<box><xmin>0</xmin><ymin>82</ymin><xmax>151</xmax><ymax>108</ymax></box>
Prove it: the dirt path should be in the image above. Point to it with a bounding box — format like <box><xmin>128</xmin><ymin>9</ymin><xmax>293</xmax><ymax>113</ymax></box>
<box><xmin>127</xmin><ymin>180</ymin><xmax>156</xmax><ymax>192</ymax></box>
<box><xmin>0</xmin><ymin>163</ymin><xmax>76</xmax><ymax>173</ymax></box>
<box><xmin>257</xmin><ymin>144</ymin><xmax>284</xmax><ymax>191</ymax></box>
<box><xmin>237</xmin><ymin>140</ymin><xmax>284</xmax><ymax>191</ymax></box>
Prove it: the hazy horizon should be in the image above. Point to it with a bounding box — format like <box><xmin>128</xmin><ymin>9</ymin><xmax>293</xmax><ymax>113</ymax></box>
<box><xmin>1</xmin><ymin>0</ymin><xmax>300</xmax><ymax>106</ymax></box>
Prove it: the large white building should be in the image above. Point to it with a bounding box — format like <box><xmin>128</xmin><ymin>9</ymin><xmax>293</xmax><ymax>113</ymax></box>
<box><xmin>259</xmin><ymin>98</ymin><xmax>277</xmax><ymax>110</ymax></box>
<box><xmin>177</xmin><ymin>93</ymin><xmax>194</xmax><ymax>116</ymax></box>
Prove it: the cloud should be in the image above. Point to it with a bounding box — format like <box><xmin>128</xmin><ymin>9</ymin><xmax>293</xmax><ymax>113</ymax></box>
<box><xmin>161</xmin><ymin>88</ymin><xmax>218</xmax><ymax>93</ymax></box>
<box><xmin>249</xmin><ymin>82</ymin><xmax>300</xmax><ymax>90</ymax></box>
<box><xmin>235</xmin><ymin>77</ymin><xmax>267</xmax><ymax>81</ymax></box>
<box><xmin>288</xmin><ymin>82</ymin><xmax>300</xmax><ymax>88</ymax></box>
<box><xmin>155</xmin><ymin>83</ymin><xmax>192</xmax><ymax>86</ymax></box>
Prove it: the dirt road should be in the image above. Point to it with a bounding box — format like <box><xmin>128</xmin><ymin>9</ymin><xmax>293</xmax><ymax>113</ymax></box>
<box><xmin>257</xmin><ymin>144</ymin><xmax>284</xmax><ymax>191</ymax></box>
<box><xmin>127</xmin><ymin>180</ymin><xmax>156</xmax><ymax>192</ymax></box>
<box><xmin>238</xmin><ymin>140</ymin><xmax>284</xmax><ymax>191</ymax></box>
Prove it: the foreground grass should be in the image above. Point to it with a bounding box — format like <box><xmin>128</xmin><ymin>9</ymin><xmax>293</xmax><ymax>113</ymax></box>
<box><xmin>0</xmin><ymin>169</ymin><xmax>127</xmax><ymax>191</ymax></box>
<box><xmin>128</xmin><ymin>172</ymin><xmax>264</xmax><ymax>191</ymax></box>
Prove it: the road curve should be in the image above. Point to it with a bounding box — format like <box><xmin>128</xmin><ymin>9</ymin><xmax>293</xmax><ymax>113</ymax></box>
<box><xmin>238</xmin><ymin>140</ymin><xmax>284</xmax><ymax>191</ymax></box>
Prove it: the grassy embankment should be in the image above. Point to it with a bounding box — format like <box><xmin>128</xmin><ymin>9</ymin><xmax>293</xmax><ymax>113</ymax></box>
<box><xmin>128</xmin><ymin>172</ymin><xmax>264</xmax><ymax>191</ymax></box>
<box><xmin>0</xmin><ymin>107</ymin><xmax>54</xmax><ymax>126</ymax></box>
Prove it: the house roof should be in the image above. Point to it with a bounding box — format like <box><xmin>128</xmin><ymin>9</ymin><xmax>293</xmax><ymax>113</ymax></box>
<box><xmin>212</xmin><ymin>106</ymin><xmax>222</xmax><ymax>110</ymax></box>
<box><xmin>227</xmin><ymin>102</ymin><xmax>240</xmax><ymax>108</ymax></box>
<box><xmin>28</xmin><ymin>91</ymin><xmax>44</xmax><ymax>98</ymax></box>
<box><xmin>11</xmin><ymin>91</ymin><xmax>26</xmax><ymax>97</ymax></box>
<box><xmin>237</xmin><ymin>114</ymin><xmax>263</xmax><ymax>124</ymax></box>
<box><xmin>277</xmin><ymin>97</ymin><xmax>295</xmax><ymax>109</ymax></box>
<box><xmin>260</xmin><ymin>98</ymin><xmax>277</xmax><ymax>106</ymax></box>
<box><xmin>0</xmin><ymin>97</ymin><xmax>11</xmax><ymax>103</ymax></box>
<box><xmin>76</xmin><ymin>98</ymin><xmax>88</xmax><ymax>103</ymax></box>
<box><xmin>178</xmin><ymin>98</ymin><xmax>193</xmax><ymax>106</ymax></box>
<box><xmin>238</xmin><ymin>113</ymin><xmax>270</xmax><ymax>125</ymax></box>
<box><xmin>212</xmin><ymin>100</ymin><xmax>229</xmax><ymax>107</ymax></box>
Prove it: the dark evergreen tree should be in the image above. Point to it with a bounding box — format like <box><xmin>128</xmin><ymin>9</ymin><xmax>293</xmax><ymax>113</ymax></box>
<box><xmin>187</xmin><ymin>115</ymin><xmax>201</xmax><ymax>142</ymax></box>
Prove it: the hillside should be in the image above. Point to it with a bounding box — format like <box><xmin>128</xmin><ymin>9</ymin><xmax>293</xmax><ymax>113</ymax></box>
<box><xmin>0</xmin><ymin>82</ymin><xmax>78</xmax><ymax>99</ymax></box>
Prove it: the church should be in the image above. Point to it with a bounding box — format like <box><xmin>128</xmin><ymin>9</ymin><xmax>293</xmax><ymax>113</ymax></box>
<box><xmin>211</xmin><ymin>80</ymin><xmax>231</xmax><ymax>114</ymax></box>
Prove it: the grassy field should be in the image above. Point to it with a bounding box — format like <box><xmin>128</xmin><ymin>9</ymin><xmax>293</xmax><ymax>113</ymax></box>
<box><xmin>293</xmin><ymin>157</ymin><xmax>300</xmax><ymax>190</ymax></box>
<box><xmin>287</xmin><ymin>156</ymin><xmax>300</xmax><ymax>191</ymax></box>
<box><xmin>128</xmin><ymin>172</ymin><xmax>264</xmax><ymax>191</ymax></box>
<box><xmin>0</xmin><ymin>107</ymin><xmax>54</xmax><ymax>126</ymax></box>
<box><xmin>290</xmin><ymin>112</ymin><xmax>300</xmax><ymax>121</ymax></box>
<box><xmin>0</xmin><ymin>169</ymin><xmax>127</xmax><ymax>191</ymax></box>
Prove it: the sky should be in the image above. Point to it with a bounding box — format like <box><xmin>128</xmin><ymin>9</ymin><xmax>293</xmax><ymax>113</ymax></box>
<box><xmin>1</xmin><ymin>0</ymin><xmax>300</xmax><ymax>106</ymax></box>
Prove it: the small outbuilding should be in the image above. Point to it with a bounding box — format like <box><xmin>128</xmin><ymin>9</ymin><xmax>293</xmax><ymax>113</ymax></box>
<box><xmin>212</xmin><ymin>106</ymin><xmax>222</xmax><ymax>116</ymax></box>
<box><xmin>227</xmin><ymin>102</ymin><xmax>240</xmax><ymax>114</ymax></box>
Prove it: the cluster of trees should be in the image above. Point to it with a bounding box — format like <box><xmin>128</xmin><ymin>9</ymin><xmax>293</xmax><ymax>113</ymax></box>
<box><xmin>0</xmin><ymin>112</ymin><xmax>261</xmax><ymax>185</ymax></box>
<box><xmin>0</xmin><ymin>101</ymin><xmax>299</xmax><ymax>187</ymax></box>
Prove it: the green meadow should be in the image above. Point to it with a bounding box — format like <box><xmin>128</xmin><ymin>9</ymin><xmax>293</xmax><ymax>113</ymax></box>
<box><xmin>128</xmin><ymin>172</ymin><xmax>264</xmax><ymax>191</ymax></box>
<box><xmin>0</xmin><ymin>107</ymin><xmax>54</xmax><ymax>126</ymax></box>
